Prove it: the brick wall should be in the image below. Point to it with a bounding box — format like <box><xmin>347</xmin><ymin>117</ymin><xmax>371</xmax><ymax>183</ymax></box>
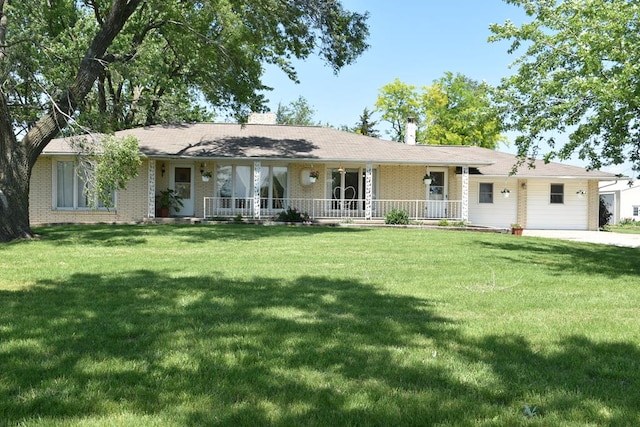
<box><xmin>29</xmin><ymin>157</ymin><xmax>150</xmax><ymax>225</ymax></box>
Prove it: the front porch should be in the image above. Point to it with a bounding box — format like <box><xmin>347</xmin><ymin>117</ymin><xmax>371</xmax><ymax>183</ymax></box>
<box><xmin>202</xmin><ymin>197</ymin><xmax>465</xmax><ymax>221</ymax></box>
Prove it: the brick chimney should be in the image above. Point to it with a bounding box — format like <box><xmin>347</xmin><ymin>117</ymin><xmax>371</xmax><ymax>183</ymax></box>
<box><xmin>404</xmin><ymin>117</ymin><xmax>416</xmax><ymax>145</ymax></box>
<box><xmin>248</xmin><ymin>112</ymin><xmax>277</xmax><ymax>125</ymax></box>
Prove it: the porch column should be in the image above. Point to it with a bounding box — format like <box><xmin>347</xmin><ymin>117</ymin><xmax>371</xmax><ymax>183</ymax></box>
<box><xmin>365</xmin><ymin>162</ymin><xmax>373</xmax><ymax>220</ymax></box>
<box><xmin>253</xmin><ymin>161</ymin><xmax>261</xmax><ymax>219</ymax></box>
<box><xmin>147</xmin><ymin>160</ymin><xmax>156</xmax><ymax>218</ymax></box>
<box><xmin>461</xmin><ymin>166</ymin><xmax>469</xmax><ymax>222</ymax></box>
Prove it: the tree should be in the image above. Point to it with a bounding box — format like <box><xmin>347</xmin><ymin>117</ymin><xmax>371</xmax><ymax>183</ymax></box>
<box><xmin>489</xmin><ymin>0</ymin><xmax>640</xmax><ymax>174</ymax></box>
<box><xmin>375</xmin><ymin>75</ymin><xmax>504</xmax><ymax>147</ymax></box>
<box><xmin>374</xmin><ymin>78</ymin><xmax>421</xmax><ymax>142</ymax></box>
<box><xmin>353</xmin><ymin>107</ymin><xmax>380</xmax><ymax>137</ymax></box>
<box><xmin>422</xmin><ymin>72</ymin><xmax>505</xmax><ymax>148</ymax></box>
<box><xmin>275</xmin><ymin>96</ymin><xmax>319</xmax><ymax>126</ymax></box>
<box><xmin>0</xmin><ymin>0</ymin><xmax>369</xmax><ymax>242</ymax></box>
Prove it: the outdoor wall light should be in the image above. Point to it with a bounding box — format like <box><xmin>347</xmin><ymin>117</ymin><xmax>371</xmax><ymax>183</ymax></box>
<box><xmin>576</xmin><ymin>189</ymin><xmax>586</xmax><ymax>198</ymax></box>
<box><xmin>161</xmin><ymin>162</ymin><xmax>166</xmax><ymax>177</ymax></box>
<box><xmin>200</xmin><ymin>163</ymin><xmax>205</xmax><ymax>175</ymax></box>
<box><xmin>521</xmin><ymin>182</ymin><xmax>527</xmax><ymax>189</ymax></box>
<box><xmin>501</xmin><ymin>188</ymin><xmax>511</xmax><ymax>198</ymax></box>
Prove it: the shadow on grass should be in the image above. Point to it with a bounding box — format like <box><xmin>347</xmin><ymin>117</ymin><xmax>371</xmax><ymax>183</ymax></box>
<box><xmin>29</xmin><ymin>223</ymin><xmax>366</xmax><ymax>247</ymax></box>
<box><xmin>0</xmin><ymin>271</ymin><xmax>454</xmax><ymax>425</ymax></box>
<box><xmin>476</xmin><ymin>236</ymin><xmax>640</xmax><ymax>278</ymax></box>
<box><xmin>1</xmin><ymin>270</ymin><xmax>639</xmax><ymax>425</ymax></box>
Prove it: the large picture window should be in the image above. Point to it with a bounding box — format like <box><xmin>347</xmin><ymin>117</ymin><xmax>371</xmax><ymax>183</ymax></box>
<box><xmin>550</xmin><ymin>183</ymin><xmax>564</xmax><ymax>204</ymax></box>
<box><xmin>216</xmin><ymin>164</ymin><xmax>288</xmax><ymax>210</ymax></box>
<box><xmin>479</xmin><ymin>183</ymin><xmax>493</xmax><ymax>204</ymax></box>
<box><xmin>55</xmin><ymin>160</ymin><xmax>115</xmax><ymax>209</ymax></box>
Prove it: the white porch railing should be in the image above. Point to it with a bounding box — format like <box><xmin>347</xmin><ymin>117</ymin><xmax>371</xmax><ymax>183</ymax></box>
<box><xmin>203</xmin><ymin>197</ymin><xmax>463</xmax><ymax>220</ymax></box>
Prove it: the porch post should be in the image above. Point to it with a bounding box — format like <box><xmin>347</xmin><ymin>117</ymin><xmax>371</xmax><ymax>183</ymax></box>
<box><xmin>253</xmin><ymin>161</ymin><xmax>261</xmax><ymax>219</ymax></box>
<box><xmin>365</xmin><ymin>162</ymin><xmax>373</xmax><ymax>220</ymax></box>
<box><xmin>147</xmin><ymin>160</ymin><xmax>156</xmax><ymax>219</ymax></box>
<box><xmin>461</xmin><ymin>166</ymin><xmax>469</xmax><ymax>222</ymax></box>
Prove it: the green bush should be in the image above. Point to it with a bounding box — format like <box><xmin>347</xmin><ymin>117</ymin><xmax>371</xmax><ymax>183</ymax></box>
<box><xmin>437</xmin><ymin>219</ymin><xmax>450</xmax><ymax>227</ymax></box>
<box><xmin>619</xmin><ymin>217</ymin><xmax>640</xmax><ymax>226</ymax></box>
<box><xmin>385</xmin><ymin>208</ymin><xmax>410</xmax><ymax>225</ymax></box>
<box><xmin>276</xmin><ymin>207</ymin><xmax>310</xmax><ymax>223</ymax></box>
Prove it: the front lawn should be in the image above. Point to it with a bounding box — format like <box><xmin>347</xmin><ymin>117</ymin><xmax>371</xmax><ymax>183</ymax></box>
<box><xmin>1</xmin><ymin>224</ymin><xmax>639</xmax><ymax>426</ymax></box>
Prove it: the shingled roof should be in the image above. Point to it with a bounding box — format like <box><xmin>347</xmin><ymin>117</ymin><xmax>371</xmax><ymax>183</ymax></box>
<box><xmin>44</xmin><ymin>123</ymin><xmax>617</xmax><ymax>179</ymax></box>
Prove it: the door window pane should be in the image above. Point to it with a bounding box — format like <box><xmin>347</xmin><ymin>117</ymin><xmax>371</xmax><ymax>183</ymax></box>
<box><xmin>175</xmin><ymin>167</ymin><xmax>191</xmax><ymax>199</ymax></box>
<box><xmin>429</xmin><ymin>171</ymin><xmax>445</xmax><ymax>200</ymax></box>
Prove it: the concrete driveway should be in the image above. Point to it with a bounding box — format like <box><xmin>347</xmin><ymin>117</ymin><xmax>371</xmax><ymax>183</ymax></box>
<box><xmin>523</xmin><ymin>230</ymin><xmax>640</xmax><ymax>248</ymax></box>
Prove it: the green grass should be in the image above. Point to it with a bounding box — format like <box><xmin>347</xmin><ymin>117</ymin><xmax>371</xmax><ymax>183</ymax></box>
<box><xmin>1</xmin><ymin>224</ymin><xmax>639</xmax><ymax>426</ymax></box>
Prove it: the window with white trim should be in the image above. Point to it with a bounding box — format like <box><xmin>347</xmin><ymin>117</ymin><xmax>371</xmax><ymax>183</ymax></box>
<box><xmin>550</xmin><ymin>183</ymin><xmax>564</xmax><ymax>204</ymax></box>
<box><xmin>55</xmin><ymin>160</ymin><xmax>115</xmax><ymax>209</ymax></box>
<box><xmin>479</xmin><ymin>183</ymin><xmax>493</xmax><ymax>203</ymax></box>
<box><xmin>633</xmin><ymin>206</ymin><xmax>639</xmax><ymax>216</ymax></box>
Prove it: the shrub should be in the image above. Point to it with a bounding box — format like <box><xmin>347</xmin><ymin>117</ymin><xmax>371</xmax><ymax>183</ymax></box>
<box><xmin>276</xmin><ymin>207</ymin><xmax>310</xmax><ymax>223</ymax></box>
<box><xmin>385</xmin><ymin>208</ymin><xmax>410</xmax><ymax>225</ymax></box>
<box><xmin>437</xmin><ymin>219</ymin><xmax>450</xmax><ymax>227</ymax></box>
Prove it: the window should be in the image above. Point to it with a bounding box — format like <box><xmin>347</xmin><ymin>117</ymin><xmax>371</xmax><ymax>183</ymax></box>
<box><xmin>550</xmin><ymin>184</ymin><xmax>564</xmax><ymax>204</ymax></box>
<box><xmin>55</xmin><ymin>160</ymin><xmax>115</xmax><ymax>209</ymax></box>
<box><xmin>479</xmin><ymin>183</ymin><xmax>493</xmax><ymax>203</ymax></box>
<box><xmin>260</xmin><ymin>166</ymin><xmax>288</xmax><ymax>209</ymax></box>
<box><xmin>633</xmin><ymin>206</ymin><xmax>639</xmax><ymax>216</ymax></box>
<box><xmin>216</xmin><ymin>164</ymin><xmax>288</xmax><ymax>210</ymax></box>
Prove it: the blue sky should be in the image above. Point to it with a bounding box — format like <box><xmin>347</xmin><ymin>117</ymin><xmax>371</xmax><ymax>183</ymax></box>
<box><xmin>260</xmin><ymin>0</ymin><xmax>525</xmax><ymax>136</ymax></box>
<box><xmin>255</xmin><ymin>0</ymin><xmax>630</xmax><ymax>175</ymax></box>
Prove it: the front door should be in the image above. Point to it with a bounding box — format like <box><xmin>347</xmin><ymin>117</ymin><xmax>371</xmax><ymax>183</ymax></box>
<box><xmin>427</xmin><ymin>170</ymin><xmax>447</xmax><ymax>218</ymax></box>
<box><xmin>172</xmin><ymin>165</ymin><xmax>195</xmax><ymax>216</ymax></box>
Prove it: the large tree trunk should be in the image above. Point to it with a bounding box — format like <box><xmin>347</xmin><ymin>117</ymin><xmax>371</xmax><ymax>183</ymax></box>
<box><xmin>0</xmin><ymin>0</ymin><xmax>142</xmax><ymax>242</ymax></box>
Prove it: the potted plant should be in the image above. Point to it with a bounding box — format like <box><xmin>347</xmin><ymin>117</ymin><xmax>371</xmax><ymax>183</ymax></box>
<box><xmin>511</xmin><ymin>223</ymin><xmax>524</xmax><ymax>235</ymax></box>
<box><xmin>201</xmin><ymin>171</ymin><xmax>212</xmax><ymax>182</ymax></box>
<box><xmin>156</xmin><ymin>189</ymin><xmax>183</xmax><ymax>217</ymax></box>
<box><xmin>309</xmin><ymin>170</ymin><xmax>319</xmax><ymax>183</ymax></box>
<box><xmin>423</xmin><ymin>173</ymin><xmax>432</xmax><ymax>185</ymax></box>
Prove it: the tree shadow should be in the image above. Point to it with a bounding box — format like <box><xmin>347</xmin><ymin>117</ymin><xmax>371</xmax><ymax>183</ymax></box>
<box><xmin>1</xmin><ymin>268</ymin><xmax>638</xmax><ymax>425</ymax></box>
<box><xmin>0</xmin><ymin>271</ymin><xmax>459</xmax><ymax>425</ymax></box>
<box><xmin>29</xmin><ymin>224</ymin><xmax>366</xmax><ymax>247</ymax></box>
<box><xmin>476</xmin><ymin>237</ymin><xmax>640</xmax><ymax>278</ymax></box>
<box><xmin>454</xmin><ymin>334</ymin><xmax>640</xmax><ymax>425</ymax></box>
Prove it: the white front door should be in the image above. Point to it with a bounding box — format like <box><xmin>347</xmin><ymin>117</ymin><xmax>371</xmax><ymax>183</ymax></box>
<box><xmin>427</xmin><ymin>170</ymin><xmax>448</xmax><ymax>218</ymax></box>
<box><xmin>172</xmin><ymin>165</ymin><xmax>195</xmax><ymax>216</ymax></box>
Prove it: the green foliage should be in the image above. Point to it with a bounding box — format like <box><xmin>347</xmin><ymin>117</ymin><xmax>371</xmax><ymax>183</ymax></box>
<box><xmin>276</xmin><ymin>207</ymin><xmax>310</xmax><ymax>222</ymax></box>
<box><xmin>438</xmin><ymin>219</ymin><xmax>450</xmax><ymax>227</ymax></box>
<box><xmin>156</xmin><ymin>189</ymin><xmax>183</xmax><ymax>212</ymax></box>
<box><xmin>422</xmin><ymin>72</ymin><xmax>505</xmax><ymax>148</ymax></box>
<box><xmin>375</xmin><ymin>74</ymin><xmax>504</xmax><ymax>147</ymax></box>
<box><xmin>92</xmin><ymin>136</ymin><xmax>141</xmax><ymax>207</ymax></box>
<box><xmin>275</xmin><ymin>96</ymin><xmax>319</xmax><ymax>126</ymax></box>
<box><xmin>385</xmin><ymin>208</ymin><xmax>410</xmax><ymax>225</ymax></box>
<box><xmin>2</xmin><ymin>0</ymin><xmax>369</xmax><ymax>134</ymax></box>
<box><xmin>374</xmin><ymin>78</ymin><xmax>421</xmax><ymax>142</ymax></box>
<box><xmin>619</xmin><ymin>218</ymin><xmax>640</xmax><ymax>226</ymax></box>
<box><xmin>352</xmin><ymin>107</ymin><xmax>380</xmax><ymax>137</ymax></box>
<box><xmin>489</xmin><ymin>0</ymin><xmax>640</xmax><ymax>174</ymax></box>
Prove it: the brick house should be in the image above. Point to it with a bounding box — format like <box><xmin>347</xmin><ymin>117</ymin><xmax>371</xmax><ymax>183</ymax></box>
<box><xmin>31</xmin><ymin>114</ymin><xmax>618</xmax><ymax>230</ymax></box>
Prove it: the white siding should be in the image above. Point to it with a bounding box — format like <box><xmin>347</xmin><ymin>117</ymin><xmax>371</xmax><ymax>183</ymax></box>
<box><xmin>467</xmin><ymin>178</ymin><xmax>517</xmax><ymax>228</ymax></box>
<box><xmin>526</xmin><ymin>180</ymin><xmax>588</xmax><ymax>229</ymax></box>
